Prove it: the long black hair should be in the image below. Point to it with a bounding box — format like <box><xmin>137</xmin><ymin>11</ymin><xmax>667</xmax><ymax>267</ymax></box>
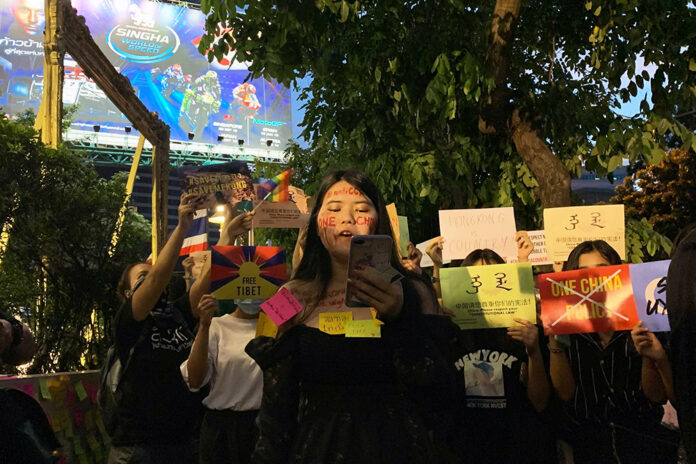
<box><xmin>292</xmin><ymin>168</ymin><xmax>427</xmax><ymax>306</ymax></box>
<box><xmin>460</xmin><ymin>249</ymin><xmax>506</xmax><ymax>267</ymax></box>
<box><xmin>562</xmin><ymin>240</ymin><xmax>621</xmax><ymax>271</ymax></box>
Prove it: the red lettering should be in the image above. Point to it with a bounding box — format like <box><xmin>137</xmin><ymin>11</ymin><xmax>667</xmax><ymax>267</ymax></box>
<box><xmin>355</xmin><ymin>216</ymin><xmax>376</xmax><ymax>226</ymax></box>
<box><xmin>318</xmin><ymin>216</ymin><xmax>337</xmax><ymax>228</ymax></box>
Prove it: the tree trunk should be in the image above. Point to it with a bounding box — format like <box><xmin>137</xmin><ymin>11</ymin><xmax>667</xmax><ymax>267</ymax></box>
<box><xmin>509</xmin><ymin>109</ymin><xmax>571</xmax><ymax>207</ymax></box>
<box><xmin>479</xmin><ymin>0</ymin><xmax>572</xmax><ymax>207</ymax></box>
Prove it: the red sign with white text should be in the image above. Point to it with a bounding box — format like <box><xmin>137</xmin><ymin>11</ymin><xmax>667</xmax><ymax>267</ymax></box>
<box><xmin>538</xmin><ymin>264</ymin><xmax>639</xmax><ymax>335</ymax></box>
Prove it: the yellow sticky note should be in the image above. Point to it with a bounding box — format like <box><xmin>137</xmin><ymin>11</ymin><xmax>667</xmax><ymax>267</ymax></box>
<box><xmin>74</xmin><ymin>381</ymin><xmax>88</xmax><ymax>402</ymax></box>
<box><xmin>52</xmin><ymin>386</ymin><xmax>67</xmax><ymax>406</ymax></box>
<box><xmin>79</xmin><ymin>453</ymin><xmax>88</xmax><ymax>464</ymax></box>
<box><xmin>369</xmin><ymin>308</ymin><xmax>384</xmax><ymax>326</ymax></box>
<box><xmin>345</xmin><ymin>320</ymin><xmax>381</xmax><ymax>338</ymax></box>
<box><xmin>255</xmin><ymin>312</ymin><xmax>278</xmax><ymax>338</ymax></box>
<box><xmin>544</xmin><ymin>204</ymin><xmax>625</xmax><ymax>261</ymax></box>
<box><xmin>319</xmin><ymin>312</ymin><xmax>353</xmax><ymax>335</ymax></box>
<box><xmin>440</xmin><ymin>262</ymin><xmax>536</xmax><ymax>330</ymax></box>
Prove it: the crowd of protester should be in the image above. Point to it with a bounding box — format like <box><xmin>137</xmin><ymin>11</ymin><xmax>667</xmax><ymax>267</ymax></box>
<box><xmin>2</xmin><ymin>168</ymin><xmax>694</xmax><ymax>464</ymax></box>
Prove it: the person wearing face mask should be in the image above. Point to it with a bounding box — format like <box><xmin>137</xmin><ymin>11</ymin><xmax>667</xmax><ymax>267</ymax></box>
<box><xmin>181</xmin><ymin>296</ymin><xmax>263</xmax><ymax>464</ymax></box>
<box><xmin>108</xmin><ymin>195</ymin><xmax>254</xmax><ymax>464</ymax></box>
<box><xmin>243</xmin><ymin>169</ymin><xmax>456</xmax><ymax>464</ymax></box>
<box><xmin>548</xmin><ymin>240</ymin><xmax>678</xmax><ymax>464</ymax></box>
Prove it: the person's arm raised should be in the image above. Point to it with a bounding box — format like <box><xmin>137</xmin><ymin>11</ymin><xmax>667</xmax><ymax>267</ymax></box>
<box><xmin>185</xmin><ymin>295</ymin><xmax>217</xmax><ymax>390</ymax></box>
<box><xmin>189</xmin><ymin>208</ymin><xmax>255</xmax><ymax>316</ymax></box>
<box><xmin>131</xmin><ymin>194</ymin><xmax>200</xmax><ymax>321</ymax></box>
<box><xmin>425</xmin><ymin>237</ymin><xmax>444</xmax><ymax>299</ymax></box>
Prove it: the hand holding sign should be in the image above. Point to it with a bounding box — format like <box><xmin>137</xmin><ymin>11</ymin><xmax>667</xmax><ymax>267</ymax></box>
<box><xmin>507</xmin><ymin>318</ymin><xmax>540</xmax><ymax>357</ymax></box>
<box><xmin>630</xmin><ymin>321</ymin><xmax>668</xmax><ymax>364</ymax></box>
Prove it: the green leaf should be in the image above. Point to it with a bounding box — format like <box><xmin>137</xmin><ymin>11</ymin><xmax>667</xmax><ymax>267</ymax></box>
<box><xmin>646</xmin><ymin>240</ymin><xmax>657</xmax><ymax>256</ymax></box>
<box><xmin>393</xmin><ymin>90</ymin><xmax>401</xmax><ymax>102</ymax></box>
<box><xmin>374</xmin><ymin>67</ymin><xmax>381</xmax><ymax>83</ymax></box>
<box><xmin>340</xmin><ymin>1</ymin><xmax>349</xmax><ymax>22</ymax></box>
<box><xmin>594</xmin><ymin>5</ymin><xmax>601</xmax><ymax>15</ymax></box>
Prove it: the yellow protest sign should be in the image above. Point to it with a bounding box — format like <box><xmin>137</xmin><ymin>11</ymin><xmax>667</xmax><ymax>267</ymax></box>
<box><xmin>386</xmin><ymin>203</ymin><xmax>402</xmax><ymax>255</ymax></box>
<box><xmin>440</xmin><ymin>263</ymin><xmax>536</xmax><ymax>330</ymax></box>
<box><xmin>370</xmin><ymin>308</ymin><xmax>384</xmax><ymax>326</ymax></box>
<box><xmin>319</xmin><ymin>312</ymin><xmax>353</xmax><ymax>335</ymax></box>
<box><xmin>255</xmin><ymin>312</ymin><xmax>279</xmax><ymax>338</ymax></box>
<box><xmin>345</xmin><ymin>319</ymin><xmax>382</xmax><ymax>338</ymax></box>
<box><xmin>543</xmin><ymin>205</ymin><xmax>625</xmax><ymax>261</ymax></box>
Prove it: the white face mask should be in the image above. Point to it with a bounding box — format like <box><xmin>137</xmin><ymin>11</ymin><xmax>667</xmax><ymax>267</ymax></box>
<box><xmin>236</xmin><ymin>299</ymin><xmax>264</xmax><ymax>315</ymax></box>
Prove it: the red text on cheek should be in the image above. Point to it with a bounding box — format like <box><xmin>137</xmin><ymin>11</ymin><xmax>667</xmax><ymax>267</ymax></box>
<box><xmin>355</xmin><ymin>216</ymin><xmax>376</xmax><ymax>227</ymax></box>
<box><xmin>318</xmin><ymin>216</ymin><xmax>337</xmax><ymax>229</ymax></box>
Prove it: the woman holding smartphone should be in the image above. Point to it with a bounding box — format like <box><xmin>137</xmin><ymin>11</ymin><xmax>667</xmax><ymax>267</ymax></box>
<box><xmin>245</xmin><ymin>169</ymin><xmax>455</xmax><ymax>463</ymax></box>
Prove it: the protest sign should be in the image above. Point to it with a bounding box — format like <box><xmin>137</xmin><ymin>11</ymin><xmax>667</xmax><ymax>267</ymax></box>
<box><xmin>543</xmin><ymin>205</ymin><xmax>625</xmax><ymax>261</ymax></box>
<box><xmin>345</xmin><ymin>319</ymin><xmax>381</xmax><ymax>338</ymax></box>
<box><xmin>397</xmin><ymin>216</ymin><xmax>410</xmax><ymax>257</ymax></box>
<box><xmin>178</xmin><ymin>161</ymin><xmax>255</xmax><ymax>210</ymax></box>
<box><xmin>416</xmin><ymin>237</ymin><xmax>451</xmax><ymax>268</ymax></box>
<box><xmin>507</xmin><ymin>230</ymin><xmax>552</xmax><ymax>265</ymax></box>
<box><xmin>211</xmin><ymin>246</ymin><xmax>286</xmax><ymax>300</ymax></box>
<box><xmin>440</xmin><ymin>263</ymin><xmax>536</xmax><ymax>329</ymax></box>
<box><xmin>318</xmin><ymin>312</ymin><xmax>353</xmax><ymax>335</ymax></box>
<box><xmin>252</xmin><ymin>185</ymin><xmax>310</xmax><ymax>229</ymax></box>
<box><xmin>538</xmin><ymin>264</ymin><xmax>638</xmax><ymax>335</ymax></box>
<box><xmin>629</xmin><ymin>260</ymin><xmax>670</xmax><ymax>332</ymax></box>
<box><xmin>385</xmin><ymin>203</ymin><xmax>403</xmax><ymax>256</ymax></box>
<box><xmin>438</xmin><ymin>208</ymin><xmax>517</xmax><ymax>262</ymax></box>
<box><xmin>255</xmin><ymin>312</ymin><xmax>279</xmax><ymax>338</ymax></box>
<box><xmin>260</xmin><ymin>287</ymin><xmax>303</xmax><ymax>326</ymax></box>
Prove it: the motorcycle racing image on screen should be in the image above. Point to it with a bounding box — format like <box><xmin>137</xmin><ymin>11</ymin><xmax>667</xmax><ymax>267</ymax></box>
<box><xmin>178</xmin><ymin>70</ymin><xmax>221</xmax><ymax>140</ymax></box>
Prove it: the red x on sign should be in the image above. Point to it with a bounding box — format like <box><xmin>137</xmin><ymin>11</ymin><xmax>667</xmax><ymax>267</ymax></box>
<box><xmin>538</xmin><ymin>264</ymin><xmax>639</xmax><ymax>335</ymax></box>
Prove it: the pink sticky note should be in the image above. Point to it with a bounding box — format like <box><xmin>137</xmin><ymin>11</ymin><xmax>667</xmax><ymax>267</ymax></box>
<box><xmin>73</xmin><ymin>408</ymin><xmax>84</xmax><ymax>428</ymax></box>
<box><xmin>19</xmin><ymin>383</ymin><xmax>34</xmax><ymax>399</ymax></box>
<box><xmin>260</xmin><ymin>288</ymin><xmax>303</xmax><ymax>326</ymax></box>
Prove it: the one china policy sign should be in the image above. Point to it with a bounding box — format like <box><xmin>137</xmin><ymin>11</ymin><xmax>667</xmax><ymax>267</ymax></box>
<box><xmin>211</xmin><ymin>246</ymin><xmax>286</xmax><ymax>300</ymax></box>
<box><xmin>539</xmin><ymin>264</ymin><xmax>639</xmax><ymax>335</ymax></box>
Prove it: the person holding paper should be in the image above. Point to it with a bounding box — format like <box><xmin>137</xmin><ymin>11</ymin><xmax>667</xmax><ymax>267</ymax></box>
<box><xmin>181</xmin><ymin>295</ymin><xmax>262</xmax><ymax>464</ymax></box>
<box><xmin>548</xmin><ymin>240</ymin><xmax>678</xmax><ymax>464</ymax></box>
<box><xmin>245</xmin><ymin>169</ymin><xmax>455</xmax><ymax>464</ymax></box>
<box><xmin>444</xmin><ymin>248</ymin><xmax>555</xmax><ymax>464</ymax></box>
<box><xmin>108</xmin><ymin>195</ymin><xmax>253</xmax><ymax>464</ymax></box>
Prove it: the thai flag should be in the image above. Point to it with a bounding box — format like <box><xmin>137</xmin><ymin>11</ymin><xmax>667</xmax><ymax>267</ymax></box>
<box><xmin>180</xmin><ymin>209</ymin><xmax>208</xmax><ymax>256</ymax></box>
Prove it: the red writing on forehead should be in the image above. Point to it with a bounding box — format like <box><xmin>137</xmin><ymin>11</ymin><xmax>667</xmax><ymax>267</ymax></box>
<box><xmin>326</xmin><ymin>186</ymin><xmax>364</xmax><ymax>198</ymax></box>
<box><xmin>356</xmin><ymin>216</ymin><xmax>376</xmax><ymax>227</ymax></box>
<box><xmin>318</xmin><ymin>216</ymin><xmax>337</xmax><ymax>229</ymax></box>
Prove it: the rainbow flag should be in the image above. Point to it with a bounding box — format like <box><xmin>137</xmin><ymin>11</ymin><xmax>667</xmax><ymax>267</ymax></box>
<box><xmin>257</xmin><ymin>169</ymin><xmax>292</xmax><ymax>202</ymax></box>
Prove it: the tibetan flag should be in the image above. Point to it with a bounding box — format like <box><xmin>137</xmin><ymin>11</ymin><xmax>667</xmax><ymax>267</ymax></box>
<box><xmin>180</xmin><ymin>209</ymin><xmax>208</xmax><ymax>256</ymax></box>
<box><xmin>211</xmin><ymin>246</ymin><xmax>286</xmax><ymax>299</ymax></box>
<box><xmin>257</xmin><ymin>169</ymin><xmax>292</xmax><ymax>202</ymax></box>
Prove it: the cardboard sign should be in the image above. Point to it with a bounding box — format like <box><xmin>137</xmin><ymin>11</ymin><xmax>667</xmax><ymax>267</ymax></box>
<box><xmin>318</xmin><ymin>312</ymin><xmax>353</xmax><ymax>335</ymax></box>
<box><xmin>438</xmin><ymin>208</ymin><xmax>518</xmax><ymax>261</ymax></box>
<box><xmin>507</xmin><ymin>230</ymin><xmax>552</xmax><ymax>266</ymax></box>
<box><xmin>543</xmin><ymin>205</ymin><xmax>626</xmax><ymax>261</ymax></box>
<box><xmin>260</xmin><ymin>287</ymin><xmax>303</xmax><ymax>326</ymax></box>
<box><xmin>440</xmin><ymin>263</ymin><xmax>536</xmax><ymax>329</ymax></box>
<box><xmin>211</xmin><ymin>246</ymin><xmax>286</xmax><ymax>300</ymax></box>
<box><xmin>630</xmin><ymin>260</ymin><xmax>671</xmax><ymax>332</ymax></box>
<box><xmin>416</xmin><ymin>237</ymin><xmax>451</xmax><ymax>268</ymax></box>
<box><xmin>538</xmin><ymin>264</ymin><xmax>638</xmax><ymax>335</ymax></box>
<box><xmin>252</xmin><ymin>186</ymin><xmax>310</xmax><ymax>229</ymax></box>
<box><xmin>345</xmin><ymin>319</ymin><xmax>381</xmax><ymax>338</ymax></box>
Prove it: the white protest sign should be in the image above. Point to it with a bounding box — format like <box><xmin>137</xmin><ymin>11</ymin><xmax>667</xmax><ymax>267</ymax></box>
<box><xmin>438</xmin><ymin>207</ymin><xmax>517</xmax><ymax>262</ymax></box>
<box><xmin>507</xmin><ymin>230</ymin><xmax>552</xmax><ymax>266</ymax></box>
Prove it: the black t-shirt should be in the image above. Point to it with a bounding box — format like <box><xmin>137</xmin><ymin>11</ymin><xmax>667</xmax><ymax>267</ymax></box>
<box><xmin>449</xmin><ymin>327</ymin><xmax>555</xmax><ymax>464</ymax></box>
<box><xmin>111</xmin><ymin>291</ymin><xmax>199</xmax><ymax>446</ymax></box>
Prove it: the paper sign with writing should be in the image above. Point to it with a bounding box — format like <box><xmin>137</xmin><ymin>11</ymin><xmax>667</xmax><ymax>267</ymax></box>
<box><xmin>179</xmin><ymin>161</ymin><xmax>255</xmax><ymax>210</ymax></box>
<box><xmin>261</xmin><ymin>287</ymin><xmax>303</xmax><ymax>326</ymax></box>
<box><xmin>253</xmin><ymin>186</ymin><xmax>310</xmax><ymax>228</ymax></box>
<box><xmin>544</xmin><ymin>205</ymin><xmax>626</xmax><ymax>261</ymax></box>
<box><xmin>438</xmin><ymin>208</ymin><xmax>518</xmax><ymax>261</ymax></box>
<box><xmin>630</xmin><ymin>260</ymin><xmax>671</xmax><ymax>332</ymax></box>
<box><xmin>507</xmin><ymin>230</ymin><xmax>552</xmax><ymax>265</ymax></box>
<box><xmin>539</xmin><ymin>264</ymin><xmax>638</xmax><ymax>335</ymax></box>
<box><xmin>255</xmin><ymin>312</ymin><xmax>279</xmax><ymax>338</ymax></box>
<box><xmin>211</xmin><ymin>246</ymin><xmax>286</xmax><ymax>300</ymax></box>
<box><xmin>345</xmin><ymin>319</ymin><xmax>381</xmax><ymax>338</ymax></box>
<box><xmin>416</xmin><ymin>238</ymin><xmax>451</xmax><ymax>268</ymax></box>
<box><xmin>397</xmin><ymin>216</ymin><xmax>410</xmax><ymax>257</ymax></box>
<box><xmin>440</xmin><ymin>263</ymin><xmax>536</xmax><ymax>329</ymax></box>
<box><xmin>319</xmin><ymin>312</ymin><xmax>353</xmax><ymax>335</ymax></box>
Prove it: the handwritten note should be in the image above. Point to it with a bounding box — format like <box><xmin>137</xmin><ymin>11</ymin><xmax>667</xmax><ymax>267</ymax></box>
<box><xmin>543</xmin><ymin>205</ymin><xmax>626</xmax><ymax>261</ymax></box>
<box><xmin>438</xmin><ymin>207</ymin><xmax>517</xmax><ymax>261</ymax></box>
<box><xmin>416</xmin><ymin>237</ymin><xmax>451</xmax><ymax>268</ymax></box>
<box><xmin>260</xmin><ymin>287</ymin><xmax>303</xmax><ymax>326</ymax></box>
<box><xmin>319</xmin><ymin>312</ymin><xmax>353</xmax><ymax>335</ymax></box>
<box><xmin>630</xmin><ymin>260</ymin><xmax>671</xmax><ymax>332</ymax></box>
<box><xmin>255</xmin><ymin>311</ymin><xmax>279</xmax><ymax>338</ymax></box>
<box><xmin>345</xmin><ymin>319</ymin><xmax>381</xmax><ymax>338</ymax></box>
<box><xmin>440</xmin><ymin>263</ymin><xmax>536</xmax><ymax>329</ymax></box>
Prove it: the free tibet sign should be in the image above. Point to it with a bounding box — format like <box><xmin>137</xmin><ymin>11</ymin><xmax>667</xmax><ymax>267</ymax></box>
<box><xmin>538</xmin><ymin>264</ymin><xmax>639</xmax><ymax>335</ymax></box>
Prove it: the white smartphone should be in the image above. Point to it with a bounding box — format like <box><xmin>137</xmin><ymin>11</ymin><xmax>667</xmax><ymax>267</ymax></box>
<box><xmin>344</xmin><ymin>235</ymin><xmax>403</xmax><ymax>307</ymax></box>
